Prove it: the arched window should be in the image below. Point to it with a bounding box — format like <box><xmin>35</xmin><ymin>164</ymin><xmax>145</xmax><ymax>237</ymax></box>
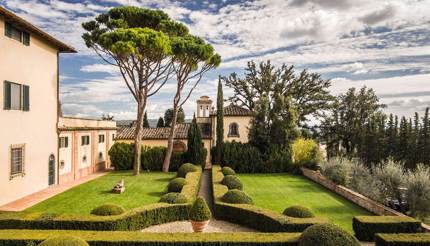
<box><xmin>228</xmin><ymin>123</ymin><xmax>239</xmax><ymax>137</ymax></box>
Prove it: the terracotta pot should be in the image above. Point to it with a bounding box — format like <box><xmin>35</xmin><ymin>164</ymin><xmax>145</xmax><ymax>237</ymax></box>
<box><xmin>190</xmin><ymin>220</ymin><xmax>210</xmax><ymax>232</ymax></box>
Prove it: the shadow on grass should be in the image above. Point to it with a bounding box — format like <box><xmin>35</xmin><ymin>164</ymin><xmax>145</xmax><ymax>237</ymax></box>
<box><xmin>147</xmin><ymin>191</ymin><xmax>165</xmax><ymax>197</ymax></box>
<box><xmin>154</xmin><ymin>177</ymin><xmax>172</xmax><ymax>182</ymax></box>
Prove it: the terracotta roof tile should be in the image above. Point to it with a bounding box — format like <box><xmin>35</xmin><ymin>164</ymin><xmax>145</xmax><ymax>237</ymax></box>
<box><xmin>211</xmin><ymin>104</ymin><xmax>252</xmax><ymax>116</ymax></box>
<box><xmin>116</xmin><ymin>123</ymin><xmax>211</xmax><ymax>140</ymax></box>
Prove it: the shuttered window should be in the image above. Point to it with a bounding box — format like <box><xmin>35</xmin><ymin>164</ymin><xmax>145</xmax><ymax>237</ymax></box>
<box><xmin>60</xmin><ymin>137</ymin><xmax>68</xmax><ymax>148</ymax></box>
<box><xmin>81</xmin><ymin>135</ymin><xmax>90</xmax><ymax>146</ymax></box>
<box><xmin>22</xmin><ymin>32</ymin><xmax>30</xmax><ymax>46</ymax></box>
<box><xmin>3</xmin><ymin>81</ymin><xmax>30</xmax><ymax>111</ymax></box>
<box><xmin>4</xmin><ymin>22</ymin><xmax>30</xmax><ymax>46</ymax></box>
<box><xmin>5</xmin><ymin>22</ymin><xmax>12</xmax><ymax>37</ymax></box>
<box><xmin>23</xmin><ymin>85</ymin><xmax>29</xmax><ymax>111</ymax></box>
<box><xmin>10</xmin><ymin>144</ymin><xmax>25</xmax><ymax>178</ymax></box>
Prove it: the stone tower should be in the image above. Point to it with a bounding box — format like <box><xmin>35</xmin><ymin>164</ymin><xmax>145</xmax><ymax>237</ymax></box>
<box><xmin>196</xmin><ymin>96</ymin><xmax>212</xmax><ymax>123</ymax></box>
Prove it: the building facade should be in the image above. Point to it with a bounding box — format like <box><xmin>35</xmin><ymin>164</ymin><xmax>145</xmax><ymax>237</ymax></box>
<box><xmin>58</xmin><ymin>117</ymin><xmax>116</xmax><ymax>184</ymax></box>
<box><xmin>116</xmin><ymin>96</ymin><xmax>253</xmax><ymax>168</ymax></box>
<box><xmin>0</xmin><ymin>7</ymin><xmax>75</xmax><ymax>206</ymax></box>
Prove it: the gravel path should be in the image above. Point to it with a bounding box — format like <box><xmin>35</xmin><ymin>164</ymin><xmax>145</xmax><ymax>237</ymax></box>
<box><xmin>141</xmin><ymin>219</ymin><xmax>257</xmax><ymax>233</ymax></box>
<box><xmin>198</xmin><ymin>169</ymin><xmax>214</xmax><ymax>213</ymax></box>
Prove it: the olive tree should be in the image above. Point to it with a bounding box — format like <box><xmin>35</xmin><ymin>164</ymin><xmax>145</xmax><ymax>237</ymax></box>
<box><xmin>82</xmin><ymin>7</ymin><xmax>188</xmax><ymax>175</ymax></box>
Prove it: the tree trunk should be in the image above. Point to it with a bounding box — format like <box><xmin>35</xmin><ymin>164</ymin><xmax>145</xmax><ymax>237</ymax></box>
<box><xmin>133</xmin><ymin>99</ymin><xmax>146</xmax><ymax>176</ymax></box>
<box><xmin>163</xmin><ymin>104</ymin><xmax>179</xmax><ymax>172</ymax></box>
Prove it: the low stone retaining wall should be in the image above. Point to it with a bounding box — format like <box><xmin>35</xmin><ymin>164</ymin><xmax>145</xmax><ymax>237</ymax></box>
<box><xmin>301</xmin><ymin>167</ymin><xmax>430</xmax><ymax>232</ymax></box>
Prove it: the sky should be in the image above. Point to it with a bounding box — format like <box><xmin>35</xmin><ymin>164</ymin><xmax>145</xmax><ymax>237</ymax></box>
<box><xmin>2</xmin><ymin>0</ymin><xmax>430</xmax><ymax>120</ymax></box>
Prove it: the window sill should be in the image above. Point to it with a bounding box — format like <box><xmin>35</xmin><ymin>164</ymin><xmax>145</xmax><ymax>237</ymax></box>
<box><xmin>228</xmin><ymin>134</ymin><xmax>240</xmax><ymax>138</ymax></box>
<box><xmin>10</xmin><ymin>172</ymin><xmax>25</xmax><ymax>180</ymax></box>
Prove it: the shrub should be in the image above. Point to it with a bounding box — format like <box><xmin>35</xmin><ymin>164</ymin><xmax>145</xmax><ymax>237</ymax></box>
<box><xmin>292</xmin><ymin>138</ymin><xmax>323</xmax><ymax>170</ymax></box>
<box><xmin>283</xmin><ymin>206</ymin><xmax>315</xmax><ymax>218</ymax></box>
<box><xmin>141</xmin><ymin>146</ymin><xmax>184</xmax><ymax>171</ymax></box>
<box><xmin>108</xmin><ymin>142</ymin><xmax>134</xmax><ymax>170</ymax></box>
<box><xmin>90</xmin><ymin>204</ymin><xmax>125</xmax><ymax>216</ymax></box>
<box><xmin>38</xmin><ymin>236</ymin><xmax>88</xmax><ymax>246</ymax></box>
<box><xmin>375</xmin><ymin>233</ymin><xmax>430</xmax><ymax>246</ymax></box>
<box><xmin>168</xmin><ymin>178</ymin><xmax>187</xmax><ymax>193</ymax></box>
<box><xmin>298</xmin><ymin>223</ymin><xmax>360</xmax><ymax>246</ymax></box>
<box><xmin>405</xmin><ymin>164</ymin><xmax>430</xmax><ymax>219</ymax></box>
<box><xmin>221</xmin><ymin>166</ymin><xmax>236</xmax><ymax>176</ymax></box>
<box><xmin>221</xmin><ymin>189</ymin><xmax>253</xmax><ymax>204</ymax></box>
<box><xmin>221</xmin><ymin>141</ymin><xmax>263</xmax><ymax>173</ymax></box>
<box><xmin>159</xmin><ymin>193</ymin><xmax>188</xmax><ymax>204</ymax></box>
<box><xmin>177</xmin><ymin>163</ymin><xmax>198</xmax><ymax>178</ymax></box>
<box><xmin>353</xmin><ymin>216</ymin><xmax>422</xmax><ymax>241</ymax></box>
<box><xmin>0</xmin><ymin>229</ymin><xmax>300</xmax><ymax>245</ymax></box>
<box><xmin>189</xmin><ymin>197</ymin><xmax>212</xmax><ymax>222</ymax></box>
<box><xmin>320</xmin><ymin>157</ymin><xmax>352</xmax><ymax>185</ymax></box>
<box><xmin>221</xmin><ymin>175</ymin><xmax>243</xmax><ymax>190</ymax></box>
<box><xmin>262</xmin><ymin>147</ymin><xmax>292</xmax><ymax>173</ymax></box>
<box><xmin>373</xmin><ymin>159</ymin><xmax>406</xmax><ymax>208</ymax></box>
<box><xmin>348</xmin><ymin>162</ymin><xmax>384</xmax><ymax>203</ymax></box>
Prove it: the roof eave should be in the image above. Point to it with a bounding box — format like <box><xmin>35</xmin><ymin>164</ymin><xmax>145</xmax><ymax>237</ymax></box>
<box><xmin>0</xmin><ymin>6</ymin><xmax>77</xmax><ymax>53</ymax></box>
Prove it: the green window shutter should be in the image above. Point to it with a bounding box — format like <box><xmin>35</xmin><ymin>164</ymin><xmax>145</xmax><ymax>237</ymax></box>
<box><xmin>3</xmin><ymin>81</ymin><xmax>11</xmax><ymax>110</ymax></box>
<box><xmin>23</xmin><ymin>85</ymin><xmax>30</xmax><ymax>111</ymax></box>
<box><xmin>5</xmin><ymin>22</ymin><xmax>12</xmax><ymax>37</ymax></box>
<box><xmin>22</xmin><ymin>32</ymin><xmax>30</xmax><ymax>46</ymax></box>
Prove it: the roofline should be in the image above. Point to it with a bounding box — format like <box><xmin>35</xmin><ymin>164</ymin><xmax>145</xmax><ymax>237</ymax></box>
<box><xmin>0</xmin><ymin>6</ymin><xmax>77</xmax><ymax>53</ymax></box>
<box><xmin>61</xmin><ymin>116</ymin><xmax>113</xmax><ymax>122</ymax></box>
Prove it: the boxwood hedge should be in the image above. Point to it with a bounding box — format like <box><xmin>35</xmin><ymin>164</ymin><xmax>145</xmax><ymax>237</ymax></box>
<box><xmin>0</xmin><ymin>230</ymin><xmax>301</xmax><ymax>246</ymax></box>
<box><xmin>0</xmin><ymin>166</ymin><xmax>202</xmax><ymax>231</ymax></box>
<box><xmin>353</xmin><ymin>216</ymin><xmax>422</xmax><ymax>241</ymax></box>
<box><xmin>375</xmin><ymin>233</ymin><xmax>430</xmax><ymax>246</ymax></box>
<box><xmin>211</xmin><ymin>166</ymin><xmax>328</xmax><ymax>232</ymax></box>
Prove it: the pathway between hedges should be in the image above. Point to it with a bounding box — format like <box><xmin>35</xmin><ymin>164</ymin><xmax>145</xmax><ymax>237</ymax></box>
<box><xmin>197</xmin><ymin>169</ymin><xmax>215</xmax><ymax>213</ymax></box>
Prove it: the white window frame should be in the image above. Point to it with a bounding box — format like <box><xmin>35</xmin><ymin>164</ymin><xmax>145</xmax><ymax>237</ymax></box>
<box><xmin>59</xmin><ymin>136</ymin><xmax>68</xmax><ymax>148</ymax></box>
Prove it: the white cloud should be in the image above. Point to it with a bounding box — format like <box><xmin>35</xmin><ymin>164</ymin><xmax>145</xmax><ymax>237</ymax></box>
<box><xmin>80</xmin><ymin>64</ymin><xmax>119</xmax><ymax>75</ymax></box>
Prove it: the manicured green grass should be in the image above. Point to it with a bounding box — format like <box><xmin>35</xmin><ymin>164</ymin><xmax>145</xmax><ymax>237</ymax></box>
<box><xmin>238</xmin><ymin>173</ymin><xmax>372</xmax><ymax>233</ymax></box>
<box><xmin>26</xmin><ymin>171</ymin><xmax>174</xmax><ymax>215</ymax></box>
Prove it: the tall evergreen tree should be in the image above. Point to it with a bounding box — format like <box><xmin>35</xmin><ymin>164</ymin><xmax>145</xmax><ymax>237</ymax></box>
<box><xmin>143</xmin><ymin>111</ymin><xmax>150</xmax><ymax>128</ymax></box>
<box><xmin>185</xmin><ymin>116</ymin><xmax>205</xmax><ymax>166</ymax></box>
<box><xmin>419</xmin><ymin>107</ymin><xmax>430</xmax><ymax>165</ymax></box>
<box><xmin>398</xmin><ymin>116</ymin><xmax>409</xmax><ymax>163</ymax></box>
<box><xmin>216</xmin><ymin>77</ymin><xmax>224</xmax><ymax>164</ymax></box>
<box><xmin>156</xmin><ymin>117</ymin><xmax>165</xmax><ymax>127</ymax></box>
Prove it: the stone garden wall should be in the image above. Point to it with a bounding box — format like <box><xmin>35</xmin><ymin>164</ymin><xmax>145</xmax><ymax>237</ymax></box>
<box><xmin>301</xmin><ymin>168</ymin><xmax>430</xmax><ymax>232</ymax></box>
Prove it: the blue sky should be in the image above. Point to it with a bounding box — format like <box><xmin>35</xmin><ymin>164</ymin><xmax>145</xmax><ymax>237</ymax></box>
<box><xmin>2</xmin><ymin>0</ymin><xmax>430</xmax><ymax>120</ymax></box>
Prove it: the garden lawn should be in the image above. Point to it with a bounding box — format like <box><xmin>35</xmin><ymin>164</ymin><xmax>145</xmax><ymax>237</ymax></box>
<box><xmin>26</xmin><ymin>171</ymin><xmax>174</xmax><ymax>215</ymax></box>
<box><xmin>238</xmin><ymin>173</ymin><xmax>372</xmax><ymax>233</ymax></box>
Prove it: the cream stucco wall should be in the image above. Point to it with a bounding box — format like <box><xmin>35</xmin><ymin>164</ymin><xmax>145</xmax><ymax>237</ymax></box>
<box><xmin>0</xmin><ymin>16</ymin><xmax>59</xmax><ymax>206</ymax></box>
<box><xmin>59</xmin><ymin>132</ymin><xmax>72</xmax><ymax>175</ymax></box>
<box><xmin>211</xmin><ymin>115</ymin><xmax>253</xmax><ymax>144</ymax></box>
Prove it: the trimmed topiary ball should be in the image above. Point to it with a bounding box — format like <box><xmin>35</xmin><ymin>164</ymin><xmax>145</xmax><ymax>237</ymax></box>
<box><xmin>298</xmin><ymin>224</ymin><xmax>360</xmax><ymax>246</ymax></box>
<box><xmin>221</xmin><ymin>166</ymin><xmax>236</xmax><ymax>176</ymax></box>
<box><xmin>177</xmin><ymin>163</ymin><xmax>198</xmax><ymax>178</ymax></box>
<box><xmin>221</xmin><ymin>175</ymin><xmax>243</xmax><ymax>190</ymax></box>
<box><xmin>221</xmin><ymin>189</ymin><xmax>253</xmax><ymax>204</ymax></box>
<box><xmin>159</xmin><ymin>192</ymin><xmax>188</xmax><ymax>204</ymax></box>
<box><xmin>38</xmin><ymin>236</ymin><xmax>89</xmax><ymax>246</ymax></box>
<box><xmin>168</xmin><ymin>177</ymin><xmax>187</xmax><ymax>192</ymax></box>
<box><xmin>283</xmin><ymin>205</ymin><xmax>315</xmax><ymax>218</ymax></box>
<box><xmin>189</xmin><ymin>197</ymin><xmax>212</xmax><ymax>221</ymax></box>
<box><xmin>90</xmin><ymin>204</ymin><xmax>125</xmax><ymax>216</ymax></box>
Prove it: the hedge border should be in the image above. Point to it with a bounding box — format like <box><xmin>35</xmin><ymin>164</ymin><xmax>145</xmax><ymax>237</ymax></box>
<box><xmin>353</xmin><ymin>216</ymin><xmax>422</xmax><ymax>241</ymax></box>
<box><xmin>211</xmin><ymin>166</ymin><xmax>328</xmax><ymax>232</ymax></box>
<box><xmin>0</xmin><ymin>230</ymin><xmax>301</xmax><ymax>246</ymax></box>
<box><xmin>375</xmin><ymin>233</ymin><xmax>430</xmax><ymax>246</ymax></box>
<box><xmin>0</xmin><ymin>167</ymin><xmax>202</xmax><ymax>231</ymax></box>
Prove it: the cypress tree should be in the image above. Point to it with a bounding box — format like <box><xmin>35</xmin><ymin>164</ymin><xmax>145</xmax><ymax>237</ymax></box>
<box><xmin>216</xmin><ymin>77</ymin><xmax>224</xmax><ymax>164</ymax></box>
<box><xmin>156</xmin><ymin>117</ymin><xmax>164</xmax><ymax>127</ymax></box>
<box><xmin>143</xmin><ymin>111</ymin><xmax>150</xmax><ymax>128</ymax></box>
<box><xmin>186</xmin><ymin>116</ymin><xmax>205</xmax><ymax>166</ymax></box>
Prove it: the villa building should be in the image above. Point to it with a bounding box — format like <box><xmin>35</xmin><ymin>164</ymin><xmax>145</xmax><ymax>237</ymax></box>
<box><xmin>58</xmin><ymin>117</ymin><xmax>116</xmax><ymax>184</ymax></box>
<box><xmin>116</xmin><ymin>96</ymin><xmax>253</xmax><ymax>168</ymax></box>
<box><xmin>0</xmin><ymin>7</ymin><xmax>117</xmax><ymax>207</ymax></box>
<box><xmin>0</xmin><ymin>6</ymin><xmax>75</xmax><ymax>206</ymax></box>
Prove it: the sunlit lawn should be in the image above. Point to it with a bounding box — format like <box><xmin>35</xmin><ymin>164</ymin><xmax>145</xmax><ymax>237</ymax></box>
<box><xmin>26</xmin><ymin>171</ymin><xmax>174</xmax><ymax>215</ymax></box>
<box><xmin>238</xmin><ymin>173</ymin><xmax>372</xmax><ymax>233</ymax></box>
